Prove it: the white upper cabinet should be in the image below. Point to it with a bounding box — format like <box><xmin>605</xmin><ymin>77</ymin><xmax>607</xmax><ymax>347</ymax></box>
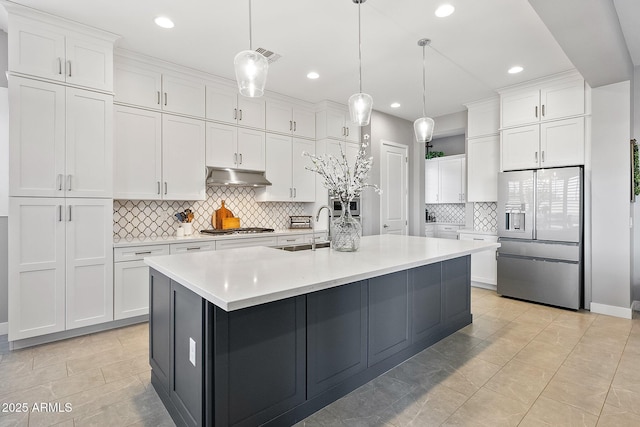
<box><xmin>466</xmin><ymin>97</ymin><xmax>499</xmax><ymax>138</ymax></box>
<box><xmin>206</xmin><ymin>83</ymin><xmax>265</xmax><ymax>129</ymax></box>
<box><xmin>10</xmin><ymin>77</ymin><xmax>113</xmax><ymax>198</ymax></box>
<box><xmin>205</xmin><ymin>122</ymin><xmax>265</xmax><ymax>172</ymax></box>
<box><xmin>424</xmin><ymin>155</ymin><xmax>466</xmax><ymax>204</ymax></box>
<box><xmin>265</xmin><ymin>99</ymin><xmax>315</xmax><ymax>139</ymax></box>
<box><xmin>316</xmin><ymin>104</ymin><xmax>360</xmax><ymax>143</ymax></box>
<box><xmin>256</xmin><ymin>135</ymin><xmax>315</xmax><ymax>202</ymax></box>
<box><xmin>500</xmin><ymin>72</ymin><xmax>585</xmax><ymax>128</ymax></box>
<box><xmin>501</xmin><ymin>117</ymin><xmax>584</xmax><ymax>171</ymax></box>
<box><xmin>162</xmin><ymin>115</ymin><xmax>206</xmax><ymax>200</ymax></box>
<box><xmin>425</xmin><ymin>159</ymin><xmax>439</xmax><ymax>204</ymax></box>
<box><xmin>114</xmin><ymin>57</ymin><xmax>205</xmax><ymax>117</ymax></box>
<box><xmin>8</xmin><ymin>13</ymin><xmax>116</xmax><ymax>92</ymax></box>
<box><xmin>113</xmin><ymin>105</ymin><xmax>162</xmax><ymax>200</ymax></box>
<box><xmin>467</xmin><ymin>135</ymin><xmax>499</xmax><ymax>202</ymax></box>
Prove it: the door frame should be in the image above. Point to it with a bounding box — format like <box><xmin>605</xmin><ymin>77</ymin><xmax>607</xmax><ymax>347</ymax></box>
<box><xmin>379</xmin><ymin>139</ymin><xmax>408</xmax><ymax>235</ymax></box>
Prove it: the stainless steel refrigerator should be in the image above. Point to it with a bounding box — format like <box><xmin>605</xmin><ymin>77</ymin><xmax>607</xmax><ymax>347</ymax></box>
<box><xmin>497</xmin><ymin>167</ymin><xmax>583</xmax><ymax>309</ymax></box>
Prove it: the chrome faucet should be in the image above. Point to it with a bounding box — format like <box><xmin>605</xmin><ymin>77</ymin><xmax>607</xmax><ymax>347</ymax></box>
<box><xmin>313</xmin><ymin>205</ymin><xmax>333</xmax><ymax>251</ymax></box>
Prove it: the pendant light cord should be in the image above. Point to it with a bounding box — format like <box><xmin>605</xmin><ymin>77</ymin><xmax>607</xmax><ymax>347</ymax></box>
<box><xmin>358</xmin><ymin>0</ymin><xmax>362</xmax><ymax>94</ymax></box>
<box><xmin>422</xmin><ymin>44</ymin><xmax>426</xmax><ymax>117</ymax></box>
<box><xmin>248</xmin><ymin>0</ymin><xmax>253</xmax><ymax>50</ymax></box>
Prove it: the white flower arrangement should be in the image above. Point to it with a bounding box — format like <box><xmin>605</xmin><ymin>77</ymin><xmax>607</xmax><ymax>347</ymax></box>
<box><xmin>304</xmin><ymin>138</ymin><xmax>382</xmax><ymax>202</ymax></box>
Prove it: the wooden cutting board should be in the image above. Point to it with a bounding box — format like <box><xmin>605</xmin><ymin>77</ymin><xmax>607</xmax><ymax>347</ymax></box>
<box><xmin>214</xmin><ymin>200</ymin><xmax>234</xmax><ymax>229</ymax></box>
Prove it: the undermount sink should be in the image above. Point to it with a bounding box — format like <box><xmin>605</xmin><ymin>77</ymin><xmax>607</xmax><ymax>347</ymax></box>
<box><xmin>277</xmin><ymin>241</ymin><xmax>331</xmax><ymax>252</ymax></box>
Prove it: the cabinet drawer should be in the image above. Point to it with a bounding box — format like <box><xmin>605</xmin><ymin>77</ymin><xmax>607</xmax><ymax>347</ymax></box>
<box><xmin>277</xmin><ymin>235</ymin><xmax>307</xmax><ymax>245</ymax></box>
<box><xmin>458</xmin><ymin>234</ymin><xmax>498</xmax><ymax>243</ymax></box>
<box><xmin>114</xmin><ymin>244</ymin><xmax>170</xmax><ymax>262</ymax></box>
<box><xmin>216</xmin><ymin>236</ymin><xmax>278</xmax><ymax>250</ymax></box>
<box><xmin>307</xmin><ymin>232</ymin><xmax>328</xmax><ymax>243</ymax></box>
<box><xmin>436</xmin><ymin>225</ymin><xmax>461</xmax><ymax>232</ymax></box>
<box><xmin>170</xmin><ymin>241</ymin><xmax>216</xmax><ymax>254</ymax></box>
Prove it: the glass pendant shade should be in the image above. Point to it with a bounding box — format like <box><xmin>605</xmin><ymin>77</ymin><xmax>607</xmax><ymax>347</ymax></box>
<box><xmin>234</xmin><ymin>50</ymin><xmax>268</xmax><ymax>98</ymax></box>
<box><xmin>414</xmin><ymin>116</ymin><xmax>435</xmax><ymax>143</ymax></box>
<box><xmin>348</xmin><ymin>92</ymin><xmax>373</xmax><ymax>126</ymax></box>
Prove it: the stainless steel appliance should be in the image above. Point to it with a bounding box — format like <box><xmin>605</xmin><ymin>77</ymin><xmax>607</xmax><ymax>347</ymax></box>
<box><xmin>200</xmin><ymin>227</ymin><xmax>274</xmax><ymax>235</ymax></box>
<box><xmin>330</xmin><ymin>197</ymin><xmax>360</xmax><ymax>217</ymax></box>
<box><xmin>497</xmin><ymin>167</ymin><xmax>583</xmax><ymax>309</ymax></box>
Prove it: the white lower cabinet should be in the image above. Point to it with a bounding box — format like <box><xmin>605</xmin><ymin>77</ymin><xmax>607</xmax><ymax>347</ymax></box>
<box><xmin>9</xmin><ymin>197</ymin><xmax>113</xmax><ymax>340</ymax></box>
<box><xmin>458</xmin><ymin>233</ymin><xmax>498</xmax><ymax>287</ymax></box>
<box><xmin>114</xmin><ymin>244</ymin><xmax>170</xmax><ymax>320</ymax></box>
<box><xmin>216</xmin><ymin>236</ymin><xmax>278</xmax><ymax>250</ymax></box>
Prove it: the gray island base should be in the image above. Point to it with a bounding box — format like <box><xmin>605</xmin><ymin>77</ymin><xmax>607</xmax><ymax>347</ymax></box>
<box><xmin>145</xmin><ymin>235</ymin><xmax>498</xmax><ymax>426</ymax></box>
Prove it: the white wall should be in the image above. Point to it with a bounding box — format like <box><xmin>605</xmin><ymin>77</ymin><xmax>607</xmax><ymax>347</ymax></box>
<box><xmin>0</xmin><ymin>30</ymin><xmax>7</xmax><ymax>328</ymax></box>
<box><xmin>591</xmin><ymin>80</ymin><xmax>632</xmax><ymax>315</ymax></box>
<box><xmin>433</xmin><ymin>111</ymin><xmax>467</xmax><ymax>138</ymax></box>
<box><xmin>430</xmin><ymin>134</ymin><xmax>465</xmax><ymax>156</ymax></box>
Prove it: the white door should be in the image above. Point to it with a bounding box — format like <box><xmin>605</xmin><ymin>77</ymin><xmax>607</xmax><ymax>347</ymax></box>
<box><xmin>114</xmin><ymin>105</ymin><xmax>163</xmax><ymax>199</ymax></box>
<box><xmin>161</xmin><ymin>72</ymin><xmax>205</xmax><ymax>117</ymax></box>
<box><xmin>425</xmin><ymin>159</ymin><xmax>439</xmax><ymax>203</ymax></box>
<box><xmin>380</xmin><ymin>141</ymin><xmax>408</xmax><ymax>235</ymax></box>
<box><xmin>262</xmin><ymin>133</ymin><xmax>292</xmax><ymax>201</ymax></box>
<box><xmin>236</xmin><ymin>128</ymin><xmax>266</xmax><ymax>172</ymax></box>
<box><xmin>114</xmin><ymin>60</ymin><xmax>163</xmax><ymax>109</ymax></box>
<box><xmin>65</xmin><ymin>36</ymin><xmax>113</xmax><ymax>92</ymax></box>
<box><xmin>265</xmin><ymin>99</ymin><xmax>293</xmax><ymax>134</ymax></box>
<box><xmin>439</xmin><ymin>157</ymin><xmax>463</xmax><ymax>203</ymax></box>
<box><xmin>325</xmin><ymin>109</ymin><xmax>346</xmax><ymax>139</ymax></box>
<box><xmin>540</xmin><ymin>117</ymin><xmax>585</xmax><ymax>168</ymax></box>
<box><xmin>205</xmin><ymin>83</ymin><xmax>238</xmax><ymax>124</ymax></box>
<box><xmin>65</xmin><ymin>88</ymin><xmax>113</xmax><ymax>198</ymax></box>
<box><xmin>292</xmin><ymin>107</ymin><xmax>316</xmax><ymax>139</ymax></box>
<box><xmin>114</xmin><ymin>261</ymin><xmax>150</xmax><ymax>320</ymax></box>
<box><xmin>206</xmin><ymin>122</ymin><xmax>238</xmax><ymax>169</ymax></box>
<box><xmin>292</xmin><ymin>138</ymin><xmax>315</xmax><ymax>202</ymax></box>
<box><xmin>501</xmin><ymin>124</ymin><xmax>540</xmax><ymax>171</ymax></box>
<box><xmin>9</xmin><ymin>77</ymin><xmax>65</xmax><ymax>197</ymax></box>
<box><xmin>163</xmin><ymin>115</ymin><xmax>206</xmax><ymax>200</ymax></box>
<box><xmin>501</xmin><ymin>89</ymin><xmax>540</xmax><ymax>127</ymax></box>
<box><xmin>8</xmin><ymin>198</ymin><xmax>66</xmax><ymax>340</ymax></box>
<box><xmin>237</xmin><ymin>96</ymin><xmax>265</xmax><ymax>129</ymax></box>
<box><xmin>66</xmin><ymin>198</ymin><xmax>113</xmax><ymax>329</ymax></box>
<box><xmin>540</xmin><ymin>77</ymin><xmax>585</xmax><ymax>121</ymax></box>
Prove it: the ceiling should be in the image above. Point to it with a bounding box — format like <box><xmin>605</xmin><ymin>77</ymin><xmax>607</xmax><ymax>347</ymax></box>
<box><xmin>0</xmin><ymin>0</ymin><xmax>638</xmax><ymax>123</ymax></box>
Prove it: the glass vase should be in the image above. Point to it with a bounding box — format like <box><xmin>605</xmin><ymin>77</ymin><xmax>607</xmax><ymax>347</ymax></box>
<box><xmin>331</xmin><ymin>200</ymin><xmax>362</xmax><ymax>252</ymax></box>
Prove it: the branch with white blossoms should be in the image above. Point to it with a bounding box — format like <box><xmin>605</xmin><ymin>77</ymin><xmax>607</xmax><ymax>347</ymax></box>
<box><xmin>303</xmin><ymin>138</ymin><xmax>382</xmax><ymax>202</ymax></box>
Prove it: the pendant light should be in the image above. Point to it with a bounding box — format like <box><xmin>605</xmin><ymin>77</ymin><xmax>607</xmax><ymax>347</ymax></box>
<box><xmin>348</xmin><ymin>0</ymin><xmax>373</xmax><ymax>126</ymax></box>
<box><xmin>414</xmin><ymin>38</ymin><xmax>435</xmax><ymax>143</ymax></box>
<box><xmin>234</xmin><ymin>0</ymin><xmax>268</xmax><ymax>97</ymax></box>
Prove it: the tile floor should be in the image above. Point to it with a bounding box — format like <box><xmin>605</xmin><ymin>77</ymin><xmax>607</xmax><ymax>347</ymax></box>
<box><xmin>0</xmin><ymin>288</ymin><xmax>638</xmax><ymax>426</ymax></box>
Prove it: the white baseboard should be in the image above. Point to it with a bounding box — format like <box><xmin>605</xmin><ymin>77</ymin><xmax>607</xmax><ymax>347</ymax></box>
<box><xmin>632</xmin><ymin>300</ymin><xmax>640</xmax><ymax>312</ymax></box>
<box><xmin>590</xmin><ymin>302</ymin><xmax>633</xmax><ymax>319</ymax></box>
<box><xmin>0</xmin><ymin>322</ymin><xmax>7</xmax><ymax>336</ymax></box>
<box><xmin>471</xmin><ymin>281</ymin><xmax>497</xmax><ymax>291</ymax></box>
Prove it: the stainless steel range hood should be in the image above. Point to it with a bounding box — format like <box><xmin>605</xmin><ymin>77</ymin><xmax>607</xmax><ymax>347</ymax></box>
<box><xmin>205</xmin><ymin>168</ymin><xmax>272</xmax><ymax>187</ymax></box>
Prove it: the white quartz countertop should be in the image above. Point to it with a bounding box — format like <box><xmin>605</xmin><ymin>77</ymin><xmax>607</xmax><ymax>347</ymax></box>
<box><xmin>144</xmin><ymin>234</ymin><xmax>500</xmax><ymax>312</ymax></box>
<box><xmin>456</xmin><ymin>229</ymin><xmax>498</xmax><ymax>236</ymax></box>
<box><xmin>113</xmin><ymin>228</ymin><xmax>325</xmax><ymax>248</ymax></box>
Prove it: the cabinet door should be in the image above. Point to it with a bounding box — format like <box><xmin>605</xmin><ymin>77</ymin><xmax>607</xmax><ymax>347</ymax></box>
<box><xmin>8</xmin><ymin>17</ymin><xmax>66</xmax><ymax>83</ymax></box>
<box><xmin>325</xmin><ymin>109</ymin><xmax>347</xmax><ymax>139</ymax></box>
<box><xmin>265</xmin><ymin>99</ymin><xmax>293</xmax><ymax>134</ymax></box>
<box><xmin>163</xmin><ymin>115</ymin><xmax>206</xmax><ymax>201</ymax></box>
<box><xmin>458</xmin><ymin>234</ymin><xmax>497</xmax><ymax>285</ymax></box>
<box><xmin>205</xmin><ymin>122</ymin><xmax>237</xmax><ymax>169</ymax></box>
<box><xmin>162</xmin><ymin>73</ymin><xmax>205</xmax><ymax>117</ymax></box>
<box><xmin>325</xmin><ymin>139</ymin><xmax>345</xmax><ymax>160</ymax></box>
<box><xmin>501</xmin><ymin>124</ymin><xmax>540</xmax><ymax>171</ymax></box>
<box><xmin>9</xmin><ymin>77</ymin><xmax>65</xmax><ymax>197</ymax></box>
<box><xmin>425</xmin><ymin>159</ymin><xmax>439</xmax><ymax>203</ymax></box>
<box><xmin>237</xmin><ymin>128</ymin><xmax>266</xmax><ymax>172</ymax></box>
<box><xmin>292</xmin><ymin>106</ymin><xmax>316</xmax><ymax>139</ymax></box>
<box><xmin>345</xmin><ymin>142</ymin><xmax>360</xmax><ymax>170</ymax></box>
<box><xmin>540</xmin><ymin>117</ymin><xmax>585</xmax><ymax>168</ymax></box>
<box><xmin>65</xmin><ymin>198</ymin><xmax>113</xmax><ymax>330</ymax></box>
<box><xmin>292</xmin><ymin>138</ymin><xmax>315</xmax><ymax>202</ymax></box>
<box><xmin>540</xmin><ymin>77</ymin><xmax>585</xmax><ymax>121</ymax></box>
<box><xmin>114</xmin><ymin>106</ymin><xmax>163</xmax><ymax>199</ymax></box>
<box><xmin>114</xmin><ymin>60</ymin><xmax>163</xmax><ymax>110</ymax></box>
<box><xmin>262</xmin><ymin>133</ymin><xmax>292</xmax><ymax>201</ymax></box>
<box><xmin>8</xmin><ymin>198</ymin><xmax>66</xmax><ymax>340</ymax></box>
<box><xmin>65</xmin><ymin>36</ymin><xmax>113</xmax><ymax>92</ymax></box>
<box><xmin>501</xmin><ymin>89</ymin><xmax>540</xmax><ymax>127</ymax></box>
<box><xmin>467</xmin><ymin>98</ymin><xmax>499</xmax><ymax>138</ymax></box>
<box><xmin>345</xmin><ymin>121</ymin><xmax>360</xmax><ymax>143</ymax></box>
<box><xmin>237</xmin><ymin>96</ymin><xmax>265</xmax><ymax>129</ymax></box>
<box><xmin>439</xmin><ymin>157</ymin><xmax>463</xmax><ymax>203</ymax></box>
<box><xmin>205</xmin><ymin>83</ymin><xmax>237</xmax><ymax>124</ymax></box>
<box><xmin>114</xmin><ymin>260</ymin><xmax>150</xmax><ymax>320</ymax></box>
<box><xmin>467</xmin><ymin>136</ymin><xmax>499</xmax><ymax>202</ymax></box>
<box><xmin>65</xmin><ymin>88</ymin><xmax>113</xmax><ymax>198</ymax></box>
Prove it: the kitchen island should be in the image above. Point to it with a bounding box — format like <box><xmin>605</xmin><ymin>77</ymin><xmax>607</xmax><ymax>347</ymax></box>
<box><xmin>145</xmin><ymin>235</ymin><xmax>499</xmax><ymax>427</ymax></box>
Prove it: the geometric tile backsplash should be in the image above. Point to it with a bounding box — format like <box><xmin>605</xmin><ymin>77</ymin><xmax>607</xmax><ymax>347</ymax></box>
<box><xmin>425</xmin><ymin>203</ymin><xmax>466</xmax><ymax>224</ymax></box>
<box><xmin>113</xmin><ymin>186</ymin><xmax>306</xmax><ymax>238</ymax></box>
<box><xmin>473</xmin><ymin>202</ymin><xmax>498</xmax><ymax>232</ymax></box>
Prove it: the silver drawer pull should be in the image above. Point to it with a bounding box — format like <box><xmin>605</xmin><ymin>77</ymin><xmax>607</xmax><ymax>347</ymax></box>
<box><xmin>473</xmin><ymin>238</ymin><xmax>484</xmax><ymax>241</ymax></box>
<box><xmin>186</xmin><ymin>247</ymin><xmax>201</xmax><ymax>251</ymax></box>
<box><xmin>135</xmin><ymin>251</ymin><xmax>153</xmax><ymax>255</ymax></box>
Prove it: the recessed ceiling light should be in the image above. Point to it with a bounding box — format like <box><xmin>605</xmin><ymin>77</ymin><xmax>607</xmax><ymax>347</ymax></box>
<box><xmin>390</xmin><ymin>102</ymin><xmax>401</xmax><ymax>108</ymax></box>
<box><xmin>306</xmin><ymin>71</ymin><xmax>320</xmax><ymax>80</ymax></box>
<box><xmin>435</xmin><ymin>4</ymin><xmax>455</xmax><ymax>18</ymax></box>
<box><xmin>508</xmin><ymin>66</ymin><xmax>524</xmax><ymax>74</ymax></box>
<box><xmin>154</xmin><ymin>16</ymin><xmax>175</xmax><ymax>29</ymax></box>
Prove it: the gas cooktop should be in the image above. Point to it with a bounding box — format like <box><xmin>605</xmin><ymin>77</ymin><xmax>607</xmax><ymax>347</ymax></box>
<box><xmin>200</xmin><ymin>227</ymin><xmax>275</xmax><ymax>235</ymax></box>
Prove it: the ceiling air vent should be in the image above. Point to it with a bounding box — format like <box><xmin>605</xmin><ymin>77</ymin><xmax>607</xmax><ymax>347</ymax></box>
<box><xmin>255</xmin><ymin>48</ymin><xmax>281</xmax><ymax>64</ymax></box>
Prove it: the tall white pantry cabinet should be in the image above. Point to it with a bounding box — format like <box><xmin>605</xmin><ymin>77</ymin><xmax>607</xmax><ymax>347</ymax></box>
<box><xmin>6</xmin><ymin>5</ymin><xmax>118</xmax><ymax>341</ymax></box>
